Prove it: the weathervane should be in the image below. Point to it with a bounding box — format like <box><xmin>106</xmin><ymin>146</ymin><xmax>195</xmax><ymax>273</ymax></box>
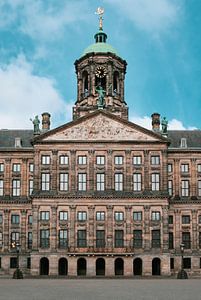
<box><xmin>95</xmin><ymin>7</ymin><xmax>104</xmax><ymax>30</ymax></box>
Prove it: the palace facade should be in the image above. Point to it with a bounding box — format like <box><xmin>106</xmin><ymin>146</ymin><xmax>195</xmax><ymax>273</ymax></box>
<box><xmin>1</xmin><ymin>17</ymin><xmax>201</xmax><ymax>278</ymax></box>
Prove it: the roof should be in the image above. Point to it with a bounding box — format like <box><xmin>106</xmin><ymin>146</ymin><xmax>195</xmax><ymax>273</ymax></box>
<box><xmin>0</xmin><ymin>130</ymin><xmax>33</xmax><ymax>149</ymax></box>
<box><xmin>168</xmin><ymin>130</ymin><xmax>201</xmax><ymax>149</ymax></box>
<box><xmin>83</xmin><ymin>42</ymin><xmax>119</xmax><ymax>56</ymax></box>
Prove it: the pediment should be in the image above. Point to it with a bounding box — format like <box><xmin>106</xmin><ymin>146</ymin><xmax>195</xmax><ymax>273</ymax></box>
<box><xmin>41</xmin><ymin>111</ymin><xmax>165</xmax><ymax>142</ymax></box>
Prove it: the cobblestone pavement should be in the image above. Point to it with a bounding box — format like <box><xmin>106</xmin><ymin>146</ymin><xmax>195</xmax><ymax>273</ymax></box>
<box><xmin>0</xmin><ymin>278</ymin><xmax>201</xmax><ymax>300</ymax></box>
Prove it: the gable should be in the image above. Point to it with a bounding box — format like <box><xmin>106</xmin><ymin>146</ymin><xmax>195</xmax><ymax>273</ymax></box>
<box><xmin>42</xmin><ymin>112</ymin><xmax>164</xmax><ymax>142</ymax></box>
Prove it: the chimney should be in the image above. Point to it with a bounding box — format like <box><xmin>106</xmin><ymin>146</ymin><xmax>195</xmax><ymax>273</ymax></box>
<box><xmin>151</xmin><ymin>113</ymin><xmax>160</xmax><ymax>132</ymax></box>
<box><xmin>42</xmin><ymin>112</ymin><xmax>51</xmax><ymax>132</ymax></box>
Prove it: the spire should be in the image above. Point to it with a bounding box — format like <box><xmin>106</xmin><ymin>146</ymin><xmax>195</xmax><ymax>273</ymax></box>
<box><xmin>94</xmin><ymin>7</ymin><xmax>107</xmax><ymax>44</ymax></box>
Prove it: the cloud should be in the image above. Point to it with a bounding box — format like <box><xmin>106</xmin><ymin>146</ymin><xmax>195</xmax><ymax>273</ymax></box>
<box><xmin>105</xmin><ymin>0</ymin><xmax>180</xmax><ymax>33</ymax></box>
<box><xmin>0</xmin><ymin>54</ymin><xmax>69</xmax><ymax>129</ymax></box>
<box><xmin>131</xmin><ymin>115</ymin><xmax>197</xmax><ymax>130</ymax></box>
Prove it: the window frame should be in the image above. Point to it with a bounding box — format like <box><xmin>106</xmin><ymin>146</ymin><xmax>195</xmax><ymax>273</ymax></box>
<box><xmin>96</xmin><ymin>156</ymin><xmax>105</xmax><ymax>165</ymax></box>
<box><xmin>41</xmin><ymin>155</ymin><xmax>50</xmax><ymax>165</ymax></box>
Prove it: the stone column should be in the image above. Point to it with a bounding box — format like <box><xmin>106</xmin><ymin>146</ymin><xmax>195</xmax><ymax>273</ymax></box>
<box><xmin>191</xmin><ymin>158</ymin><xmax>197</xmax><ymax>196</ymax></box>
<box><xmin>125</xmin><ymin>205</ymin><xmax>132</xmax><ymax>249</ymax></box>
<box><xmin>192</xmin><ymin>209</ymin><xmax>197</xmax><ymax>250</ymax></box>
<box><xmin>144</xmin><ymin>205</ymin><xmax>150</xmax><ymax>250</ymax></box>
<box><xmin>22</xmin><ymin>158</ymin><xmax>28</xmax><ymax>196</ymax></box>
<box><xmin>144</xmin><ymin>151</ymin><xmax>150</xmax><ymax>191</ymax></box>
<box><xmin>162</xmin><ymin>150</ymin><xmax>168</xmax><ymax>192</ymax></box>
<box><xmin>69</xmin><ymin>205</ymin><xmax>76</xmax><ymax>250</ymax></box>
<box><xmin>89</xmin><ymin>150</ymin><xmax>95</xmax><ymax>191</ymax></box>
<box><xmin>70</xmin><ymin>150</ymin><xmax>76</xmax><ymax>191</ymax></box>
<box><xmin>174</xmin><ymin>209</ymin><xmax>181</xmax><ymax>250</ymax></box>
<box><xmin>3</xmin><ymin>209</ymin><xmax>10</xmax><ymax>251</ymax></box>
<box><xmin>51</xmin><ymin>205</ymin><xmax>57</xmax><ymax>251</ymax></box>
<box><xmin>125</xmin><ymin>150</ymin><xmax>131</xmax><ymax>192</ymax></box>
<box><xmin>107</xmin><ymin>150</ymin><xmax>113</xmax><ymax>190</ymax></box>
<box><xmin>33</xmin><ymin>149</ymin><xmax>40</xmax><ymax>193</ymax></box>
<box><xmin>88</xmin><ymin>205</ymin><xmax>95</xmax><ymax>249</ymax></box>
<box><xmin>21</xmin><ymin>209</ymin><xmax>27</xmax><ymax>251</ymax></box>
<box><xmin>174</xmin><ymin>159</ymin><xmax>180</xmax><ymax>196</ymax></box>
<box><xmin>52</xmin><ymin>150</ymin><xmax>58</xmax><ymax>192</ymax></box>
<box><xmin>4</xmin><ymin>159</ymin><xmax>11</xmax><ymax>197</ymax></box>
<box><xmin>32</xmin><ymin>205</ymin><xmax>39</xmax><ymax>250</ymax></box>
<box><xmin>162</xmin><ymin>205</ymin><xmax>169</xmax><ymax>251</ymax></box>
<box><xmin>106</xmin><ymin>205</ymin><xmax>114</xmax><ymax>250</ymax></box>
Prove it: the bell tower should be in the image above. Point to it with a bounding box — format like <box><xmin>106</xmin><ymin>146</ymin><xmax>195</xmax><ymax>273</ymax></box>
<box><xmin>73</xmin><ymin>7</ymin><xmax>128</xmax><ymax>120</ymax></box>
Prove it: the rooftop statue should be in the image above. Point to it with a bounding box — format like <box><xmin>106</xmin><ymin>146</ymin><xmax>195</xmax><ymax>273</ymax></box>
<box><xmin>30</xmin><ymin>115</ymin><xmax>40</xmax><ymax>134</ymax></box>
<box><xmin>161</xmin><ymin>117</ymin><xmax>168</xmax><ymax>134</ymax></box>
<box><xmin>96</xmin><ymin>84</ymin><xmax>106</xmax><ymax>108</ymax></box>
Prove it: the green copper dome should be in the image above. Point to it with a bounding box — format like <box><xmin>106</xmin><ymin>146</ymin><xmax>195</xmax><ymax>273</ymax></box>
<box><xmin>83</xmin><ymin>42</ymin><xmax>119</xmax><ymax>56</ymax></box>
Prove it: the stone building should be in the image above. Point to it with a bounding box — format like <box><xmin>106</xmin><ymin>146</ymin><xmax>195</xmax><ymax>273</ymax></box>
<box><xmin>0</xmin><ymin>15</ymin><xmax>201</xmax><ymax>278</ymax></box>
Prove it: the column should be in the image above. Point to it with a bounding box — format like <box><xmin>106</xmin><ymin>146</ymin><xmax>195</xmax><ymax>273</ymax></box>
<box><xmin>144</xmin><ymin>151</ymin><xmax>149</xmax><ymax>191</ymax></box>
<box><xmin>191</xmin><ymin>158</ymin><xmax>197</xmax><ymax>196</ymax></box>
<box><xmin>174</xmin><ymin>159</ymin><xmax>180</xmax><ymax>196</ymax></box>
<box><xmin>88</xmin><ymin>150</ymin><xmax>95</xmax><ymax>191</ymax></box>
<box><xmin>162</xmin><ymin>205</ymin><xmax>169</xmax><ymax>251</ymax></box>
<box><xmin>144</xmin><ymin>205</ymin><xmax>150</xmax><ymax>250</ymax></box>
<box><xmin>88</xmin><ymin>205</ymin><xmax>95</xmax><ymax>249</ymax></box>
<box><xmin>70</xmin><ymin>150</ymin><xmax>76</xmax><ymax>191</ymax></box>
<box><xmin>192</xmin><ymin>209</ymin><xmax>197</xmax><ymax>250</ymax></box>
<box><xmin>51</xmin><ymin>205</ymin><xmax>57</xmax><ymax>251</ymax></box>
<box><xmin>174</xmin><ymin>209</ymin><xmax>181</xmax><ymax>250</ymax></box>
<box><xmin>125</xmin><ymin>150</ymin><xmax>131</xmax><ymax>191</ymax></box>
<box><xmin>162</xmin><ymin>150</ymin><xmax>168</xmax><ymax>192</ymax></box>
<box><xmin>33</xmin><ymin>149</ymin><xmax>40</xmax><ymax>193</ymax></box>
<box><xmin>32</xmin><ymin>205</ymin><xmax>39</xmax><ymax>250</ymax></box>
<box><xmin>3</xmin><ymin>209</ymin><xmax>10</xmax><ymax>251</ymax></box>
<box><xmin>107</xmin><ymin>150</ymin><xmax>113</xmax><ymax>190</ymax></box>
<box><xmin>106</xmin><ymin>205</ymin><xmax>114</xmax><ymax>250</ymax></box>
<box><xmin>22</xmin><ymin>158</ymin><xmax>28</xmax><ymax>196</ymax></box>
<box><xmin>52</xmin><ymin>150</ymin><xmax>58</xmax><ymax>192</ymax></box>
<box><xmin>69</xmin><ymin>205</ymin><xmax>76</xmax><ymax>250</ymax></box>
<box><xmin>125</xmin><ymin>205</ymin><xmax>132</xmax><ymax>249</ymax></box>
<box><xmin>4</xmin><ymin>158</ymin><xmax>11</xmax><ymax>197</ymax></box>
<box><xmin>21</xmin><ymin>209</ymin><xmax>27</xmax><ymax>251</ymax></box>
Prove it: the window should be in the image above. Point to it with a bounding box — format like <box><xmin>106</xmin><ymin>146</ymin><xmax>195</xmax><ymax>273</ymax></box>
<box><xmin>168</xmin><ymin>164</ymin><xmax>172</xmax><ymax>173</ymax></box>
<box><xmin>41</xmin><ymin>155</ymin><xmax>50</xmax><ymax>165</ymax></box>
<box><xmin>183</xmin><ymin>258</ymin><xmax>191</xmax><ymax>269</ymax></box>
<box><xmin>199</xmin><ymin>232</ymin><xmax>201</xmax><ymax>248</ymax></box>
<box><xmin>96</xmin><ymin>173</ymin><xmax>105</xmax><ymax>191</ymax></box>
<box><xmin>13</xmin><ymin>163</ymin><xmax>20</xmax><ymax>172</ymax></box>
<box><xmin>114</xmin><ymin>173</ymin><xmax>123</xmax><ymax>191</ymax></box>
<box><xmin>169</xmin><ymin>232</ymin><xmax>174</xmax><ymax>249</ymax></box>
<box><xmin>152</xmin><ymin>230</ymin><xmax>161</xmax><ymax>248</ymax></box>
<box><xmin>28</xmin><ymin>232</ymin><xmax>32</xmax><ymax>249</ymax></box>
<box><xmin>78</xmin><ymin>156</ymin><xmax>87</xmax><ymax>165</ymax></box>
<box><xmin>12</xmin><ymin>179</ymin><xmax>20</xmax><ymax>196</ymax></box>
<box><xmin>181</xmin><ymin>164</ymin><xmax>189</xmax><ymax>173</ymax></box>
<box><xmin>40</xmin><ymin>211</ymin><xmax>50</xmax><ymax>221</ymax></box>
<box><xmin>181</xmin><ymin>180</ymin><xmax>189</xmax><ymax>197</ymax></box>
<box><xmin>0</xmin><ymin>180</ymin><xmax>3</xmax><ymax>196</ymax></box>
<box><xmin>0</xmin><ymin>163</ymin><xmax>4</xmax><ymax>172</ymax></box>
<box><xmin>11</xmin><ymin>232</ymin><xmax>20</xmax><ymax>245</ymax></box>
<box><xmin>151</xmin><ymin>156</ymin><xmax>160</xmax><ymax>165</ymax></box>
<box><xmin>133</xmin><ymin>156</ymin><xmax>142</xmax><ymax>165</ymax></box>
<box><xmin>0</xmin><ymin>232</ymin><xmax>3</xmax><ymax>247</ymax></box>
<box><xmin>182</xmin><ymin>232</ymin><xmax>191</xmax><ymax>249</ymax></box>
<box><xmin>78</xmin><ymin>173</ymin><xmax>87</xmax><ymax>191</ymax></box>
<box><xmin>10</xmin><ymin>257</ymin><xmax>17</xmax><ymax>269</ymax></box>
<box><xmin>40</xmin><ymin>229</ymin><xmax>50</xmax><ymax>248</ymax></box>
<box><xmin>182</xmin><ymin>215</ymin><xmax>190</xmax><ymax>224</ymax></box>
<box><xmin>41</xmin><ymin>173</ymin><xmax>50</xmax><ymax>191</ymax></box>
<box><xmin>133</xmin><ymin>173</ymin><xmax>142</xmax><ymax>191</ymax></box>
<box><xmin>151</xmin><ymin>173</ymin><xmax>160</xmax><ymax>191</ymax></box>
<box><xmin>168</xmin><ymin>180</ymin><xmax>173</xmax><ymax>196</ymax></box>
<box><xmin>0</xmin><ymin>214</ymin><xmax>2</xmax><ymax>224</ymax></box>
<box><xmin>133</xmin><ymin>230</ymin><xmax>142</xmax><ymax>248</ymax></box>
<box><xmin>59</xmin><ymin>173</ymin><xmax>69</xmax><ymax>191</ymax></box>
<box><xmin>198</xmin><ymin>180</ymin><xmax>201</xmax><ymax>196</ymax></box>
<box><xmin>96</xmin><ymin>211</ymin><xmax>105</xmax><ymax>221</ymax></box>
<box><xmin>133</xmin><ymin>211</ymin><xmax>142</xmax><ymax>221</ymax></box>
<box><xmin>77</xmin><ymin>230</ymin><xmax>87</xmax><ymax>247</ymax></box>
<box><xmin>198</xmin><ymin>164</ymin><xmax>201</xmax><ymax>173</ymax></box>
<box><xmin>114</xmin><ymin>212</ymin><xmax>124</xmax><ymax>221</ymax></box>
<box><xmin>11</xmin><ymin>215</ymin><xmax>20</xmax><ymax>224</ymax></box>
<box><xmin>29</xmin><ymin>180</ymin><xmax>33</xmax><ymax>195</ymax></box>
<box><xmin>170</xmin><ymin>258</ymin><xmax>174</xmax><ymax>270</ymax></box>
<box><xmin>59</xmin><ymin>155</ymin><xmax>69</xmax><ymax>165</ymax></box>
<box><xmin>77</xmin><ymin>211</ymin><xmax>87</xmax><ymax>221</ymax></box>
<box><xmin>59</xmin><ymin>211</ymin><xmax>68</xmax><ymax>221</ymax></box>
<box><xmin>115</xmin><ymin>230</ymin><xmax>124</xmax><ymax>248</ymax></box>
<box><xmin>151</xmin><ymin>211</ymin><xmax>160</xmax><ymax>221</ymax></box>
<box><xmin>28</xmin><ymin>215</ymin><xmax>32</xmax><ymax>225</ymax></box>
<box><xmin>96</xmin><ymin>230</ymin><xmax>105</xmax><ymax>248</ymax></box>
<box><xmin>96</xmin><ymin>156</ymin><xmax>105</xmax><ymax>165</ymax></box>
<box><xmin>59</xmin><ymin>229</ymin><xmax>68</xmax><ymax>248</ymax></box>
<box><xmin>29</xmin><ymin>163</ymin><xmax>34</xmax><ymax>172</ymax></box>
<box><xmin>168</xmin><ymin>215</ymin><xmax>173</xmax><ymax>224</ymax></box>
<box><xmin>180</xmin><ymin>138</ymin><xmax>187</xmax><ymax>148</ymax></box>
<box><xmin>114</xmin><ymin>156</ymin><xmax>123</xmax><ymax>165</ymax></box>
<box><xmin>27</xmin><ymin>257</ymin><xmax>31</xmax><ymax>269</ymax></box>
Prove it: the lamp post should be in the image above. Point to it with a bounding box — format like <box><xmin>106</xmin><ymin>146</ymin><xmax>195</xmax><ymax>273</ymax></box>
<box><xmin>177</xmin><ymin>243</ymin><xmax>188</xmax><ymax>279</ymax></box>
<box><xmin>12</xmin><ymin>242</ymin><xmax>23</xmax><ymax>279</ymax></box>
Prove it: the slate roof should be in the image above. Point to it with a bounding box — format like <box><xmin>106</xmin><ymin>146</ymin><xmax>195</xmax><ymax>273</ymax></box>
<box><xmin>168</xmin><ymin>130</ymin><xmax>201</xmax><ymax>149</ymax></box>
<box><xmin>0</xmin><ymin>130</ymin><xmax>33</xmax><ymax>149</ymax></box>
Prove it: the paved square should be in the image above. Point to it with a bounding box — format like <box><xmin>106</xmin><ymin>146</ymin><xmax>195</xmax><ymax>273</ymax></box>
<box><xmin>0</xmin><ymin>279</ymin><xmax>201</xmax><ymax>300</ymax></box>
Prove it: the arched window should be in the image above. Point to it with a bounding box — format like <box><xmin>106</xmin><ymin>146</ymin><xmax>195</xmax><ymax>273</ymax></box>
<box><xmin>77</xmin><ymin>257</ymin><xmax>87</xmax><ymax>276</ymax></box>
<box><xmin>58</xmin><ymin>257</ymin><xmax>68</xmax><ymax>276</ymax></box>
<box><xmin>96</xmin><ymin>258</ymin><xmax>105</xmax><ymax>276</ymax></box>
<box><xmin>152</xmin><ymin>257</ymin><xmax>161</xmax><ymax>275</ymax></box>
<box><xmin>115</xmin><ymin>258</ymin><xmax>124</xmax><ymax>275</ymax></box>
<box><xmin>82</xmin><ymin>71</ymin><xmax>89</xmax><ymax>98</ymax></box>
<box><xmin>113</xmin><ymin>71</ymin><xmax>119</xmax><ymax>96</ymax></box>
<box><xmin>40</xmin><ymin>257</ymin><xmax>49</xmax><ymax>275</ymax></box>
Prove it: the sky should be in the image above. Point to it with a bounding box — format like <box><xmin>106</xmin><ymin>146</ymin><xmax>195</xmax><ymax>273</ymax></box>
<box><xmin>0</xmin><ymin>0</ymin><xmax>200</xmax><ymax>131</ymax></box>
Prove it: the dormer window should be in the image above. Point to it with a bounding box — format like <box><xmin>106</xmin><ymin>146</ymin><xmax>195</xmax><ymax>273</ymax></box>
<box><xmin>15</xmin><ymin>137</ymin><xmax>21</xmax><ymax>148</ymax></box>
<box><xmin>180</xmin><ymin>138</ymin><xmax>187</xmax><ymax>148</ymax></box>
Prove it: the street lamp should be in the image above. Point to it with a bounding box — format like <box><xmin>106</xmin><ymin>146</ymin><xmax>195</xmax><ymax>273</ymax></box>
<box><xmin>12</xmin><ymin>242</ymin><xmax>23</xmax><ymax>279</ymax></box>
<box><xmin>177</xmin><ymin>243</ymin><xmax>188</xmax><ymax>279</ymax></box>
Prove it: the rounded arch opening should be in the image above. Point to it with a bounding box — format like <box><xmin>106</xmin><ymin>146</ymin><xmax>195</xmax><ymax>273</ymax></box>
<box><xmin>77</xmin><ymin>258</ymin><xmax>87</xmax><ymax>276</ymax></box>
<box><xmin>115</xmin><ymin>258</ymin><xmax>124</xmax><ymax>276</ymax></box>
<box><xmin>152</xmin><ymin>258</ymin><xmax>161</xmax><ymax>275</ymax></box>
<box><xmin>96</xmin><ymin>258</ymin><xmax>105</xmax><ymax>276</ymax></box>
<box><xmin>133</xmin><ymin>258</ymin><xmax>142</xmax><ymax>276</ymax></box>
<box><xmin>82</xmin><ymin>71</ymin><xmax>89</xmax><ymax>97</ymax></box>
<box><xmin>40</xmin><ymin>257</ymin><xmax>49</xmax><ymax>276</ymax></box>
<box><xmin>58</xmin><ymin>257</ymin><xmax>68</xmax><ymax>276</ymax></box>
<box><xmin>113</xmin><ymin>71</ymin><xmax>119</xmax><ymax>95</ymax></box>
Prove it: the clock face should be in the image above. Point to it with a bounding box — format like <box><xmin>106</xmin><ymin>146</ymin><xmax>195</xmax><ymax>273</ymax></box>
<box><xmin>95</xmin><ymin>66</ymin><xmax>107</xmax><ymax>78</ymax></box>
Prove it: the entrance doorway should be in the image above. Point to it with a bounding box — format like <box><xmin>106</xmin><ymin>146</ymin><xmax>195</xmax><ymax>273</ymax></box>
<box><xmin>40</xmin><ymin>257</ymin><xmax>49</xmax><ymax>275</ymax></box>
<box><xmin>96</xmin><ymin>258</ymin><xmax>105</xmax><ymax>276</ymax></box>
<box><xmin>77</xmin><ymin>258</ymin><xmax>87</xmax><ymax>276</ymax></box>
<box><xmin>58</xmin><ymin>258</ymin><xmax>68</xmax><ymax>276</ymax></box>
<box><xmin>133</xmin><ymin>258</ymin><xmax>142</xmax><ymax>275</ymax></box>
<box><xmin>115</xmin><ymin>258</ymin><xmax>124</xmax><ymax>275</ymax></box>
<box><xmin>152</xmin><ymin>258</ymin><xmax>161</xmax><ymax>275</ymax></box>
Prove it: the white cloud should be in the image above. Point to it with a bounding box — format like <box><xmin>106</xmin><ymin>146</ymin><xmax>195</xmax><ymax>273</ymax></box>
<box><xmin>105</xmin><ymin>0</ymin><xmax>180</xmax><ymax>33</ymax></box>
<box><xmin>0</xmin><ymin>54</ymin><xmax>69</xmax><ymax>129</ymax></box>
<box><xmin>131</xmin><ymin>115</ymin><xmax>197</xmax><ymax>130</ymax></box>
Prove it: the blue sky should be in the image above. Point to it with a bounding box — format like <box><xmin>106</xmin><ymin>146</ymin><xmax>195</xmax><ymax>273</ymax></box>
<box><xmin>0</xmin><ymin>0</ymin><xmax>200</xmax><ymax>130</ymax></box>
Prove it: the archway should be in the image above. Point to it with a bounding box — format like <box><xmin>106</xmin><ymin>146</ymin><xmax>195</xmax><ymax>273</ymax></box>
<box><xmin>58</xmin><ymin>257</ymin><xmax>68</xmax><ymax>276</ymax></box>
<box><xmin>96</xmin><ymin>258</ymin><xmax>105</xmax><ymax>276</ymax></box>
<box><xmin>133</xmin><ymin>258</ymin><xmax>142</xmax><ymax>276</ymax></box>
<box><xmin>152</xmin><ymin>258</ymin><xmax>161</xmax><ymax>275</ymax></box>
<box><xmin>115</xmin><ymin>258</ymin><xmax>124</xmax><ymax>276</ymax></box>
<box><xmin>40</xmin><ymin>257</ymin><xmax>49</xmax><ymax>275</ymax></box>
<box><xmin>77</xmin><ymin>258</ymin><xmax>87</xmax><ymax>276</ymax></box>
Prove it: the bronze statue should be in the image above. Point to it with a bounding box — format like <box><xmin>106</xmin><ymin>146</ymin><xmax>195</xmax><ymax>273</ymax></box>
<box><xmin>30</xmin><ymin>115</ymin><xmax>40</xmax><ymax>134</ymax></box>
<box><xmin>96</xmin><ymin>84</ymin><xmax>105</xmax><ymax>107</ymax></box>
<box><xmin>161</xmin><ymin>117</ymin><xmax>168</xmax><ymax>134</ymax></box>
